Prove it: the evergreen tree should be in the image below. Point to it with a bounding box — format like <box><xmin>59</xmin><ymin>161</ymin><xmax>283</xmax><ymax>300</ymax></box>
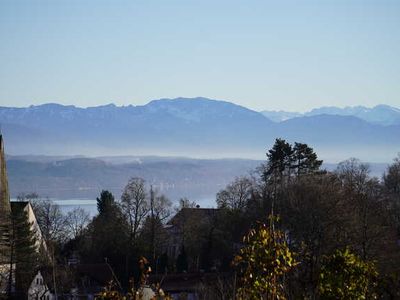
<box><xmin>293</xmin><ymin>142</ymin><xmax>323</xmax><ymax>176</ymax></box>
<box><xmin>81</xmin><ymin>191</ymin><xmax>130</xmax><ymax>287</ymax></box>
<box><xmin>10</xmin><ymin>205</ymin><xmax>39</xmax><ymax>297</ymax></box>
<box><xmin>264</xmin><ymin>139</ymin><xmax>323</xmax><ymax>183</ymax></box>
<box><xmin>0</xmin><ymin>212</ymin><xmax>11</xmax><ymax>295</ymax></box>
<box><xmin>264</xmin><ymin>138</ymin><xmax>293</xmax><ymax>183</ymax></box>
<box><xmin>97</xmin><ymin>190</ymin><xmax>116</xmax><ymax>215</ymax></box>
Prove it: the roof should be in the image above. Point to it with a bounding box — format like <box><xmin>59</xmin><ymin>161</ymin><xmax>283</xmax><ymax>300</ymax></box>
<box><xmin>37</xmin><ymin>267</ymin><xmax>56</xmax><ymax>291</ymax></box>
<box><xmin>10</xmin><ymin>201</ymin><xmax>29</xmax><ymax>213</ymax></box>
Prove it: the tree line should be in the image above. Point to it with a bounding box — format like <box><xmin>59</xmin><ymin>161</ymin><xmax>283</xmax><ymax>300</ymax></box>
<box><xmin>214</xmin><ymin>139</ymin><xmax>400</xmax><ymax>299</ymax></box>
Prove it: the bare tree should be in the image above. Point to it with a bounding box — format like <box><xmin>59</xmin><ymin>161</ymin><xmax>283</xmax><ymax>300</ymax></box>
<box><xmin>145</xmin><ymin>187</ymin><xmax>172</xmax><ymax>264</ymax></box>
<box><xmin>384</xmin><ymin>154</ymin><xmax>400</xmax><ymax>195</ymax></box>
<box><xmin>216</xmin><ymin>176</ymin><xmax>254</xmax><ymax>211</ymax></box>
<box><xmin>152</xmin><ymin>191</ymin><xmax>173</xmax><ymax>222</ymax></box>
<box><xmin>16</xmin><ymin>192</ymin><xmax>39</xmax><ymax>202</ymax></box>
<box><xmin>31</xmin><ymin>199</ymin><xmax>67</xmax><ymax>243</ymax></box>
<box><xmin>336</xmin><ymin>158</ymin><xmax>370</xmax><ymax>195</ymax></box>
<box><xmin>336</xmin><ymin>158</ymin><xmax>397</xmax><ymax>263</ymax></box>
<box><xmin>65</xmin><ymin>207</ymin><xmax>90</xmax><ymax>239</ymax></box>
<box><xmin>121</xmin><ymin>177</ymin><xmax>149</xmax><ymax>244</ymax></box>
<box><xmin>176</xmin><ymin>197</ymin><xmax>197</xmax><ymax>212</ymax></box>
<box><xmin>384</xmin><ymin>154</ymin><xmax>400</xmax><ymax>237</ymax></box>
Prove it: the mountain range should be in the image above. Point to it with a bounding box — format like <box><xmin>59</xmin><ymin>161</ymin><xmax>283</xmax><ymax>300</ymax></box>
<box><xmin>1</xmin><ymin>97</ymin><xmax>399</xmax><ymax>162</ymax></box>
<box><xmin>261</xmin><ymin>104</ymin><xmax>400</xmax><ymax>125</ymax></box>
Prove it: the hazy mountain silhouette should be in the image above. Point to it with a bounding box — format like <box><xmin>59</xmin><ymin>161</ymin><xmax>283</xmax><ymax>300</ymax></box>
<box><xmin>1</xmin><ymin>97</ymin><xmax>399</xmax><ymax>162</ymax></box>
<box><xmin>261</xmin><ymin>104</ymin><xmax>400</xmax><ymax>125</ymax></box>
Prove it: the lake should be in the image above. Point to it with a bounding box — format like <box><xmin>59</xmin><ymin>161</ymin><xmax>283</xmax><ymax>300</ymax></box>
<box><xmin>13</xmin><ymin>197</ymin><xmax>216</xmax><ymax>219</ymax></box>
<box><xmin>53</xmin><ymin>199</ymin><xmax>98</xmax><ymax>217</ymax></box>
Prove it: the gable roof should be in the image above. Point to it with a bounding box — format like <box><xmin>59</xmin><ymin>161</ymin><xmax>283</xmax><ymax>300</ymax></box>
<box><xmin>10</xmin><ymin>201</ymin><xmax>29</xmax><ymax>213</ymax></box>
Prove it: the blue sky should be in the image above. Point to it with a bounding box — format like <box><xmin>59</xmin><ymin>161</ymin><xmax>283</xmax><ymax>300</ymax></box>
<box><xmin>0</xmin><ymin>0</ymin><xmax>399</xmax><ymax>111</ymax></box>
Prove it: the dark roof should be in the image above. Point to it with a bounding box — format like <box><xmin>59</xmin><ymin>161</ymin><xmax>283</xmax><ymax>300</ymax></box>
<box><xmin>10</xmin><ymin>201</ymin><xmax>29</xmax><ymax>213</ymax></box>
<box><xmin>167</xmin><ymin>208</ymin><xmax>220</xmax><ymax>226</ymax></box>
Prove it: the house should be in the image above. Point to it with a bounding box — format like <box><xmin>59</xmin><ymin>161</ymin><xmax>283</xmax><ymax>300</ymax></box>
<box><xmin>30</xmin><ymin>263</ymin><xmax>115</xmax><ymax>300</ymax></box>
<box><xmin>28</xmin><ymin>270</ymin><xmax>54</xmax><ymax>300</ymax></box>
<box><xmin>165</xmin><ymin>206</ymin><xmax>220</xmax><ymax>260</ymax></box>
<box><xmin>0</xmin><ymin>134</ymin><xmax>47</xmax><ymax>296</ymax></box>
<box><xmin>0</xmin><ymin>133</ymin><xmax>14</xmax><ymax>294</ymax></box>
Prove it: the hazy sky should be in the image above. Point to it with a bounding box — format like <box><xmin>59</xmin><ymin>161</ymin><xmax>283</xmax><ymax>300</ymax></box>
<box><xmin>0</xmin><ymin>0</ymin><xmax>399</xmax><ymax>112</ymax></box>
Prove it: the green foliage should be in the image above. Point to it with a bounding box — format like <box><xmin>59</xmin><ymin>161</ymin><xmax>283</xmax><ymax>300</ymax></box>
<box><xmin>97</xmin><ymin>190</ymin><xmax>116</xmax><ymax>215</ymax></box>
<box><xmin>319</xmin><ymin>248</ymin><xmax>378</xmax><ymax>299</ymax></box>
<box><xmin>264</xmin><ymin>138</ymin><xmax>293</xmax><ymax>180</ymax></box>
<box><xmin>11</xmin><ymin>205</ymin><xmax>39</xmax><ymax>295</ymax></box>
<box><xmin>234</xmin><ymin>216</ymin><xmax>297</xmax><ymax>300</ymax></box>
<box><xmin>264</xmin><ymin>138</ymin><xmax>322</xmax><ymax>183</ymax></box>
<box><xmin>293</xmin><ymin>142</ymin><xmax>323</xmax><ymax>176</ymax></box>
<box><xmin>81</xmin><ymin>191</ymin><xmax>129</xmax><ymax>284</ymax></box>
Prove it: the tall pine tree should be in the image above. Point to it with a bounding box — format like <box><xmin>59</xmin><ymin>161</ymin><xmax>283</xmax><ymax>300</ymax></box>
<box><xmin>10</xmin><ymin>204</ymin><xmax>39</xmax><ymax>298</ymax></box>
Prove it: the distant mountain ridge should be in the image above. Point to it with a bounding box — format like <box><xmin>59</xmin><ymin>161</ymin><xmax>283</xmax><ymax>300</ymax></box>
<box><xmin>261</xmin><ymin>104</ymin><xmax>400</xmax><ymax>125</ymax></box>
<box><xmin>1</xmin><ymin>97</ymin><xmax>399</xmax><ymax>162</ymax></box>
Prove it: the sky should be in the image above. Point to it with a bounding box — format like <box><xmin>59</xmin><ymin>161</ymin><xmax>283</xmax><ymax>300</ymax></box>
<box><xmin>0</xmin><ymin>0</ymin><xmax>399</xmax><ymax>112</ymax></box>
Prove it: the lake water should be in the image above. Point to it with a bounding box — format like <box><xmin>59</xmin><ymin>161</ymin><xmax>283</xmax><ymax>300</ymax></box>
<box><xmin>11</xmin><ymin>198</ymin><xmax>99</xmax><ymax>217</ymax></box>
<box><xmin>13</xmin><ymin>197</ymin><xmax>216</xmax><ymax>219</ymax></box>
<box><xmin>53</xmin><ymin>199</ymin><xmax>98</xmax><ymax>217</ymax></box>
<box><xmin>53</xmin><ymin>198</ymin><xmax>216</xmax><ymax>217</ymax></box>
